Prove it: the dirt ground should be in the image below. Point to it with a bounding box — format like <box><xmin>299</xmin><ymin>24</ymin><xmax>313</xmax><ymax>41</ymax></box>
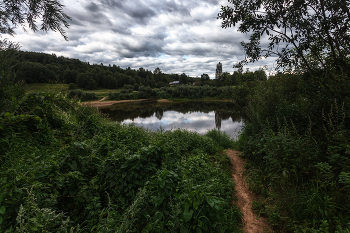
<box><xmin>79</xmin><ymin>97</ymin><xmax>173</xmax><ymax>108</ymax></box>
<box><xmin>226</xmin><ymin>149</ymin><xmax>272</xmax><ymax>233</ymax></box>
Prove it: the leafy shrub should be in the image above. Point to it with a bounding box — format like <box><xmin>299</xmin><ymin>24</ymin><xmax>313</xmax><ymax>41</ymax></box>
<box><xmin>123</xmin><ymin>84</ymin><xmax>134</xmax><ymax>90</ymax></box>
<box><xmin>205</xmin><ymin>129</ymin><xmax>234</xmax><ymax>149</ymax></box>
<box><xmin>68</xmin><ymin>83</ymin><xmax>77</xmax><ymax>90</ymax></box>
<box><xmin>108</xmin><ymin>92</ymin><xmax>120</xmax><ymax>100</ymax></box>
<box><xmin>67</xmin><ymin>89</ymin><xmax>97</xmax><ymax>101</ymax></box>
<box><xmin>239</xmin><ymin>74</ymin><xmax>350</xmax><ymax>231</ymax></box>
<box><xmin>120</xmin><ymin>89</ymin><xmax>129</xmax><ymax>94</ymax></box>
<box><xmin>80</xmin><ymin>92</ymin><xmax>97</xmax><ymax>101</ymax></box>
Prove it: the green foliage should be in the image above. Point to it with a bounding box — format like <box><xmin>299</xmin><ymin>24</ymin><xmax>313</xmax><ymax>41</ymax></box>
<box><xmin>69</xmin><ymin>83</ymin><xmax>78</xmax><ymax>90</ymax></box>
<box><xmin>205</xmin><ymin>129</ymin><xmax>234</xmax><ymax>149</ymax></box>
<box><xmin>237</xmin><ymin>73</ymin><xmax>350</xmax><ymax>231</ymax></box>
<box><xmin>154</xmin><ymin>85</ymin><xmax>239</xmax><ymax>100</ymax></box>
<box><xmin>0</xmin><ymin>48</ymin><xmax>26</xmax><ymax>115</ymax></box>
<box><xmin>219</xmin><ymin>0</ymin><xmax>350</xmax><ymax>77</ymax></box>
<box><xmin>68</xmin><ymin>89</ymin><xmax>97</xmax><ymax>101</ymax></box>
<box><xmin>1</xmin><ymin>0</ymin><xmax>71</xmax><ymax>41</ymax></box>
<box><xmin>0</xmin><ymin>91</ymin><xmax>242</xmax><ymax>232</ymax></box>
<box><xmin>6</xmin><ymin>51</ymin><xmax>197</xmax><ymax>90</ymax></box>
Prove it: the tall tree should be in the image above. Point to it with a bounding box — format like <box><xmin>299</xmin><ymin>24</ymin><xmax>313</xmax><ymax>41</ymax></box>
<box><xmin>153</xmin><ymin>67</ymin><xmax>162</xmax><ymax>75</ymax></box>
<box><xmin>180</xmin><ymin>73</ymin><xmax>188</xmax><ymax>85</ymax></box>
<box><xmin>218</xmin><ymin>0</ymin><xmax>350</xmax><ymax>77</ymax></box>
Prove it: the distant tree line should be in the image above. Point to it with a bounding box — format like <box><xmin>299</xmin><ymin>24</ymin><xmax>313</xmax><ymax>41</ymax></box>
<box><xmin>10</xmin><ymin>51</ymin><xmax>195</xmax><ymax>89</ymax></box>
<box><xmin>200</xmin><ymin>68</ymin><xmax>267</xmax><ymax>86</ymax></box>
<box><xmin>7</xmin><ymin>51</ymin><xmax>267</xmax><ymax>90</ymax></box>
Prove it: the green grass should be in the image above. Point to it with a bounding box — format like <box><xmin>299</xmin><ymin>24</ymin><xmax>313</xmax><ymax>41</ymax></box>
<box><xmin>25</xmin><ymin>83</ymin><xmax>69</xmax><ymax>93</ymax></box>
<box><xmin>25</xmin><ymin>83</ymin><xmax>122</xmax><ymax>100</ymax></box>
<box><xmin>87</xmin><ymin>88</ymin><xmax>121</xmax><ymax>99</ymax></box>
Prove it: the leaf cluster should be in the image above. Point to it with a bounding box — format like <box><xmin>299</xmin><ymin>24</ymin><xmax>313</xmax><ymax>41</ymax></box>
<box><xmin>0</xmin><ymin>0</ymin><xmax>71</xmax><ymax>40</ymax></box>
<box><xmin>219</xmin><ymin>0</ymin><xmax>350</xmax><ymax>78</ymax></box>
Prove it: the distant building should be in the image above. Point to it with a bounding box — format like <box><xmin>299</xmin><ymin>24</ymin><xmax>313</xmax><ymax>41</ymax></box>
<box><xmin>169</xmin><ymin>81</ymin><xmax>180</xmax><ymax>86</ymax></box>
<box><xmin>215</xmin><ymin>62</ymin><xmax>222</xmax><ymax>79</ymax></box>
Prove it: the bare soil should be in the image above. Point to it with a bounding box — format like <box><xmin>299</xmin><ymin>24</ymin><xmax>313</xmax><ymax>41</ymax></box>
<box><xmin>226</xmin><ymin>149</ymin><xmax>272</xmax><ymax>233</ymax></box>
<box><xmin>79</xmin><ymin>98</ymin><xmax>173</xmax><ymax>108</ymax></box>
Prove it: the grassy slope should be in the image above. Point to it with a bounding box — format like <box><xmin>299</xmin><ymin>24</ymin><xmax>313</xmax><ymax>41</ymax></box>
<box><xmin>25</xmin><ymin>83</ymin><xmax>122</xmax><ymax>100</ymax></box>
<box><xmin>0</xmin><ymin>92</ymin><xmax>242</xmax><ymax>232</ymax></box>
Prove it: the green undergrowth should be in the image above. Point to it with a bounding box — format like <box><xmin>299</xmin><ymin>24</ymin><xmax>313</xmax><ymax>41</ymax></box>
<box><xmin>236</xmin><ymin>74</ymin><xmax>350</xmax><ymax>232</ymax></box>
<box><xmin>67</xmin><ymin>89</ymin><xmax>98</xmax><ymax>101</ymax></box>
<box><xmin>0</xmin><ymin>92</ymin><xmax>242</xmax><ymax>232</ymax></box>
<box><xmin>108</xmin><ymin>85</ymin><xmax>238</xmax><ymax>101</ymax></box>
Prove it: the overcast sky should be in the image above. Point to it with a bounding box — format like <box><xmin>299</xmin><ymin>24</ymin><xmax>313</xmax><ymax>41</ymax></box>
<box><xmin>6</xmin><ymin>0</ymin><xmax>276</xmax><ymax>78</ymax></box>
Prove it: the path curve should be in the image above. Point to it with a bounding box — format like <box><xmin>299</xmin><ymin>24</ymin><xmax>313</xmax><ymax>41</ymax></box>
<box><xmin>227</xmin><ymin>149</ymin><xmax>272</xmax><ymax>233</ymax></box>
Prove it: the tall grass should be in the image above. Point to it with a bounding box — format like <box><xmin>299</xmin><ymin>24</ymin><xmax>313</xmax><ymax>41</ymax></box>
<box><xmin>238</xmin><ymin>74</ymin><xmax>350</xmax><ymax>232</ymax></box>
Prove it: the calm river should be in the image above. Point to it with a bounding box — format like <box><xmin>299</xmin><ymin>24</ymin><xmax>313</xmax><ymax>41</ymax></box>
<box><xmin>100</xmin><ymin>100</ymin><xmax>243</xmax><ymax>137</ymax></box>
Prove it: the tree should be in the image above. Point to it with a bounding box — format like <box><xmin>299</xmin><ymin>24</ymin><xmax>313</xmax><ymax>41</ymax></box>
<box><xmin>218</xmin><ymin>0</ymin><xmax>350</xmax><ymax>77</ymax></box>
<box><xmin>201</xmin><ymin>73</ymin><xmax>210</xmax><ymax>85</ymax></box>
<box><xmin>1</xmin><ymin>0</ymin><xmax>71</xmax><ymax>42</ymax></box>
<box><xmin>153</xmin><ymin>67</ymin><xmax>162</xmax><ymax>75</ymax></box>
<box><xmin>63</xmin><ymin>68</ymin><xmax>78</xmax><ymax>84</ymax></box>
<box><xmin>180</xmin><ymin>73</ymin><xmax>188</xmax><ymax>85</ymax></box>
<box><xmin>153</xmin><ymin>67</ymin><xmax>163</xmax><ymax>83</ymax></box>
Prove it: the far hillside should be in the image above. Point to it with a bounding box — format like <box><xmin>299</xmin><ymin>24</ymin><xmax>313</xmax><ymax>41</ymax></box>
<box><xmin>9</xmin><ymin>51</ymin><xmax>267</xmax><ymax>90</ymax></box>
<box><xmin>12</xmin><ymin>51</ymin><xmax>193</xmax><ymax>89</ymax></box>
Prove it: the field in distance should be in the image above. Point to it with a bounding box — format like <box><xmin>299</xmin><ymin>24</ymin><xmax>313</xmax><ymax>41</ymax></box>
<box><xmin>25</xmin><ymin>83</ymin><xmax>122</xmax><ymax>99</ymax></box>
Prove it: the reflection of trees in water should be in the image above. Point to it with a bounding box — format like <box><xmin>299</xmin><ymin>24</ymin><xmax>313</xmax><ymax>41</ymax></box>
<box><xmin>101</xmin><ymin>101</ymin><xmax>242</xmax><ymax>123</ymax></box>
<box><xmin>155</xmin><ymin>110</ymin><xmax>164</xmax><ymax>120</ymax></box>
<box><xmin>215</xmin><ymin>112</ymin><xmax>222</xmax><ymax>130</ymax></box>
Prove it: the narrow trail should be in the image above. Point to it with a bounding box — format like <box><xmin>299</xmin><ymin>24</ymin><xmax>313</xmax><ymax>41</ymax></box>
<box><xmin>226</xmin><ymin>149</ymin><xmax>272</xmax><ymax>233</ymax></box>
<box><xmin>98</xmin><ymin>96</ymin><xmax>107</xmax><ymax>101</ymax></box>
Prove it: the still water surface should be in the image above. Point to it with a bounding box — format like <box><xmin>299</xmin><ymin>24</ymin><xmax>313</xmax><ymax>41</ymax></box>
<box><xmin>100</xmin><ymin>101</ymin><xmax>243</xmax><ymax>137</ymax></box>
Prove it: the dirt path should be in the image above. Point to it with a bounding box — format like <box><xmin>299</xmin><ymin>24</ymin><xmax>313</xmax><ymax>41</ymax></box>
<box><xmin>226</xmin><ymin>149</ymin><xmax>272</xmax><ymax>233</ymax></box>
<box><xmin>98</xmin><ymin>96</ymin><xmax>107</xmax><ymax>101</ymax></box>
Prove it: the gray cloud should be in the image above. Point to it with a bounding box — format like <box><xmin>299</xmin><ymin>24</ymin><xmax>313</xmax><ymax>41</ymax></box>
<box><xmin>4</xmin><ymin>0</ymin><xmax>275</xmax><ymax>77</ymax></box>
<box><xmin>86</xmin><ymin>2</ymin><xmax>100</xmax><ymax>12</ymax></box>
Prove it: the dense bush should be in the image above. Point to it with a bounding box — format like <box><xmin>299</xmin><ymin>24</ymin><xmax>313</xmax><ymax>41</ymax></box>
<box><xmin>155</xmin><ymin>85</ymin><xmax>238</xmax><ymax>100</ymax></box>
<box><xmin>68</xmin><ymin>83</ymin><xmax>78</xmax><ymax>90</ymax></box>
<box><xmin>68</xmin><ymin>89</ymin><xmax>97</xmax><ymax>101</ymax></box>
<box><xmin>108</xmin><ymin>85</ymin><xmax>243</xmax><ymax>101</ymax></box>
<box><xmin>123</xmin><ymin>84</ymin><xmax>134</xmax><ymax>90</ymax></box>
<box><xmin>108</xmin><ymin>92</ymin><xmax>139</xmax><ymax>100</ymax></box>
<box><xmin>205</xmin><ymin>129</ymin><xmax>234</xmax><ymax>150</ymax></box>
<box><xmin>237</xmin><ymin>74</ymin><xmax>350</xmax><ymax>232</ymax></box>
<box><xmin>0</xmin><ymin>92</ymin><xmax>242</xmax><ymax>232</ymax></box>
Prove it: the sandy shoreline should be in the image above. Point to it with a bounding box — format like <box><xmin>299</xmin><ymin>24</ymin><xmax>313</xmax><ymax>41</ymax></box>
<box><xmin>79</xmin><ymin>98</ymin><xmax>173</xmax><ymax>107</ymax></box>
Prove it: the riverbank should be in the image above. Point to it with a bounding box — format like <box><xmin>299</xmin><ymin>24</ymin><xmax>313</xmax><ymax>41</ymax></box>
<box><xmin>79</xmin><ymin>98</ymin><xmax>173</xmax><ymax>107</ymax></box>
<box><xmin>80</xmin><ymin>97</ymin><xmax>232</xmax><ymax>108</ymax></box>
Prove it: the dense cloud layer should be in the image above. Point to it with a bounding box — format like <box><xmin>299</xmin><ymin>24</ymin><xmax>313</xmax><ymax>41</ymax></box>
<box><xmin>5</xmin><ymin>0</ymin><xmax>276</xmax><ymax>77</ymax></box>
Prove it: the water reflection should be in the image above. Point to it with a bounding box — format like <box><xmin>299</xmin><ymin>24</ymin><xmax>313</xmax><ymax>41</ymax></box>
<box><xmin>100</xmin><ymin>101</ymin><xmax>243</xmax><ymax>136</ymax></box>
